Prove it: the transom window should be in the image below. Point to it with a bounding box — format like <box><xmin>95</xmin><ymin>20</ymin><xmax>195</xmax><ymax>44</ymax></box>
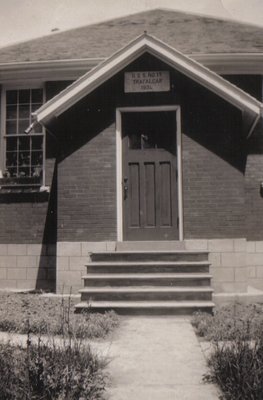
<box><xmin>4</xmin><ymin>88</ymin><xmax>44</xmax><ymax>183</ymax></box>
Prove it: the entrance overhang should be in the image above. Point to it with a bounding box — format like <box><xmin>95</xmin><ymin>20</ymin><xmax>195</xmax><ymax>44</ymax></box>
<box><xmin>33</xmin><ymin>33</ymin><xmax>263</xmax><ymax>126</ymax></box>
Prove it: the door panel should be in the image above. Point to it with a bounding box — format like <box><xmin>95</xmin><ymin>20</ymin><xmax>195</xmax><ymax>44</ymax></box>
<box><xmin>122</xmin><ymin>111</ymin><xmax>178</xmax><ymax>240</ymax></box>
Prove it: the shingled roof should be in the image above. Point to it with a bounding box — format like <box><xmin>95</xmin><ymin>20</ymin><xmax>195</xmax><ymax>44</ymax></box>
<box><xmin>0</xmin><ymin>9</ymin><xmax>263</xmax><ymax>64</ymax></box>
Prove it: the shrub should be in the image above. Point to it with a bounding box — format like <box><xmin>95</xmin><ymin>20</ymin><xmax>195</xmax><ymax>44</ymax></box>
<box><xmin>193</xmin><ymin>303</ymin><xmax>263</xmax><ymax>400</ymax></box>
<box><xmin>192</xmin><ymin>303</ymin><xmax>263</xmax><ymax>341</ymax></box>
<box><xmin>205</xmin><ymin>335</ymin><xmax>263</xmax><ymax>400</ymax></box>
<box><xmin>0</xmin><ymin>334</ymin><xmax>107</xmax><ymax>400</ymax></box>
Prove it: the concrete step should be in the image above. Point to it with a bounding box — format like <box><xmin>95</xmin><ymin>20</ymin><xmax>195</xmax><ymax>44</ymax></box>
<box><xmin>75</xmin><ymin>300</ymin><xmax>215</xmax><ymax>315</ymax></box>
<box><xmin>90</xmin><ymin>251</ymin><xmax>208</xmax><ymax>263</ymax></box>
<box><xmin>116</xmin><ymin>241</ymin><xmax>185</xmax><ymax>251</ymax></box>
<box><xmin>86</xmin><ymin>261</ymin><xmax>210</xmax><ymax>274</ymax></box>
<box><xmin>78</xmin><ymin>248</ymin><xmax>213</xmax><ymax>315</ymax></box>
<box><xmin>79</xmin><ymin>286</ymin><xmax>213</xmax><ymax>301</ymax></box>
<box><xmin>83</xmin><ymin>273</ymin><xmax>212</xmax><ymax>287</ymax></box>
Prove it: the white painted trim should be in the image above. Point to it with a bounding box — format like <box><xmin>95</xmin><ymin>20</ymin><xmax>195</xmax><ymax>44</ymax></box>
<box><xmin>1</xmin><ymin>54</ymin><xmax>263</xmax><ymax>83</ymax></box>
<box><xmin>116</xmin><ymin>105</ymin><xmax>183</xmax><ymax>242</ymax></box>
<box><xmin>176</xmin><ymin>107</ymin><xmax>184</xmax><ymax>240</ymax></box>
<box><xmin>0</xmin><ymin>59</ymin><xmax>103</xmax><ymax>84</ymax></box>
<box><xmin>0</xmin><ymin>84</ymin><xmax>46</xmax><ymax>185</ymax></box>
<box><xmin>0</xmin><ymin>86</ymin><xmax>5</xmax><ymax>174</ymax></box>
<box><xmin>34</xmin><ymin>33</ymin><xmax>263</xmax><ymax>125</ymax></box>
<box><xmin>116</xmin><ymin>109</ymin><xmax>123</xmax><ymax>241</ymax></box>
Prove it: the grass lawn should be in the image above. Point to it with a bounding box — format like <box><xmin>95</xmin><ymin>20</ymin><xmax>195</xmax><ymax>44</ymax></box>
<box><xmin>0</xmin><ymin>291</ymin><xmax>119</xmax><ymax>339</ymax></box>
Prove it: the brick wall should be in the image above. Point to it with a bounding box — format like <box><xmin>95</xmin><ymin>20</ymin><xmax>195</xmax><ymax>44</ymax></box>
<box><xmin>181</xmin><ymin>83</ymin><xmax>245</xmax><ymax>238</ymax></box>
<box><xmin>57</xmin><ymin>123</ymin><xmax>117</xmax><ymax>242</ymax></box>
<box><xmin>245</xmin><ymin>124</ymin><xmax>263</xmax><ymax>240</ymax></box>
<box><xmin>0</xmin><ymin>158</ymin><xmax>56</xmax><ymax>244</ymax></box>
<box><xmin>182</xmin><ymin>134</ymin><xmax>245</xmax><ymax>238</ymax></box>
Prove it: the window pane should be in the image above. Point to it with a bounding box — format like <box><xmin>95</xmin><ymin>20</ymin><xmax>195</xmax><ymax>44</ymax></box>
<box><xmin>5</xmin><ymin>87</ymin><xmax>44</xmax><ymax>185</ymax></box>
<box><xmin>6</xmin><ymin>105</ymin><xmax>17</xmax><ymax>120</ymax></box>
<box><xmin>8</xmin><ymin>167</ymin><xmax>18</xmax><ymax>177</ymax></box>
<box><xmin>32</xmin><ymin>151</ymin><xmax>43</xmax><ymax>165</ymax></box>
<box><xmin>32</xmin><ymin>136</ymin><xmax>43</xmax><ymax>150</ymax></box>
<box><xmin>6</xmin><ymin>152</ymin><xmax>17</xmax><ymax>166</ymax></box>
<box><xmin>129</xmin><ymin>133</ymin><xmax>141</xmax><ymax>149</ymax></box>
<box><xmin>18</xmin><ymin>167</ymin><xmax>30</xmax><ymax>177</ymax></box>
<box><xmin>18</xmin><ymin>136</ymin><xmax>30</xmax><ymax>151</ymax></box>
<box><xmin>6</xmin><ymin>90</ymin><xmax>18</xmax><ymax>105</ymax></box>
<box><xmin>32</xmin><ymin>103</ymin><xmax>42</xmax><ymax>112</ymax></box>
<box><xmin>19</xmin><ymin>152</ymin><xmax>30</xmax><ymax>166</ymax></box>
<box><xmin>33</xmin><ymin>123</ymin><xmax>43</xmax><ymax>134</ymax></box>
<box><xmin>19</xmin><ymin>104</ymin><xmax>30</xmax><ymax>119</ymax></box>
<box><xmin>6</xmin><ymin>137</ymin><xmax>18</xmax><ymax>152</ymax></box>
<box><xmin>32</xmin><ymin>89</ymin><xmax>43</xmax><ymax>103</ymax></box>
<box><xmin>19</xmin><ymin>90</ymin><xmax>30</xmax><ymax>104</ymax></box>
<box><xmin>6</xmin><ymin>120</ymin><xmax>17</xmax><ymax>134</ymax></box>
<box><xmin>18</xmin><ymin>119</ymin><xmax>30</xmax><ymax>134</ymax></box>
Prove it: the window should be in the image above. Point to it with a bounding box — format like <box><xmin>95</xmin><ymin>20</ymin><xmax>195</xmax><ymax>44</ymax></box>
<box><xmin>3</xmin><ymin>88</ymin><xmax>44</xmax><ymax>186</ymax></box>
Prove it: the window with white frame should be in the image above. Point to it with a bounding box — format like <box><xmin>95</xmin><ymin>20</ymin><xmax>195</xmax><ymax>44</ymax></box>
<box><xmin>3</xmin><ymin>88</ymin><xmax>44</xmax><ymax>185</ymax></box>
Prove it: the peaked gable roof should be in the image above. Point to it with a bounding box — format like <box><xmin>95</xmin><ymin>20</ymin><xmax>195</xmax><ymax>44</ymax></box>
<box><xmin>34</xmin><ymin>33</ymin><xmax>263</xmax><ymax>126</ymax></box>
<box><xmin>1</xmin><ymin>9</ymin><xmax>263</xmax><ymax>64</ymax></box>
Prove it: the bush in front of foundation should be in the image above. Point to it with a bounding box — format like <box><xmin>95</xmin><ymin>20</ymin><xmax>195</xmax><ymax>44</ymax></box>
<box><xmin>0</xmin><ymin>292</ymin><xmax>119</xmax><ymax>339</ymax></box>
<box><xmin>191</xmin><ymin>303</ymin><xmax>263</xmax><ymax>341</ymax></box>
<box><xmin>204</xmin><ymin>330</ymin><xmax>263</xmax><ymax>400</ymax></box>
<box><xmin>192</xmin><ymin>303</ymin><xmax>263</xmax><ymax>400</ymax></box>
<box><xmin>0</xmin><ymin>336</ymin><xmax>107</xmax><ymax>400</ymax></box>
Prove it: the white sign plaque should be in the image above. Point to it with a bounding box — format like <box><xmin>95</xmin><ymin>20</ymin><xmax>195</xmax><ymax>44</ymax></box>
<box><xmin>124</xmin><ymin>71</ymin><xmax>170</xmax><ymax>93</ymax></box>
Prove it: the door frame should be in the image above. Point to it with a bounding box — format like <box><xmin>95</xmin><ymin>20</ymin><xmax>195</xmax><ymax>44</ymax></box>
<box><xmin>116</xmin><ymin>105</ymin><xmax>183</xmax><ymax>241</ymax></box>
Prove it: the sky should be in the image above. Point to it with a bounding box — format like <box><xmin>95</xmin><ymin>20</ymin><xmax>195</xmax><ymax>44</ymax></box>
<box><xmin>0</xmin><ymin>0</ymin><xmax>263</xmax><ymax>48</ymax></box>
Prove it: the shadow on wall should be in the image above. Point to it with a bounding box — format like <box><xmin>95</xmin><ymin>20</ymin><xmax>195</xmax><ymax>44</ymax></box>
<box><xmin>35</xmin><ymin>161</ymin><xmax>58</xmax><ymax>292</ymax></box>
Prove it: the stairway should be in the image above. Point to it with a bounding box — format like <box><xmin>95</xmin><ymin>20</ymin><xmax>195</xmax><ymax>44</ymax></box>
<box><xmin>76</xmin><ymin>244</ymin><xmax>214</xmax><ymax>315</ymax></box>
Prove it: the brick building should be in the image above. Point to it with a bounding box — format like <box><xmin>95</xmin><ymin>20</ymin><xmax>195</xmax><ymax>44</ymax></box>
<box><xmin>0</xmin><ymin>9</ymin><xmax>263</xmax><ymax>312</ymax></box>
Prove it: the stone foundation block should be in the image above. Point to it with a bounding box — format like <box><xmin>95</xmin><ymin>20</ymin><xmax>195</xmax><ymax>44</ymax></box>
<box><xmin>211</xmin><ymin>267</ymin><xmax>235</xmax><ymax>282</ymax></box>
<box><xmin>69</xmin><ymin>256</ymin><xmax>89</xmax><ymax>270</ymax></box>
<box><xmin>221</xmin><ymin>252</ymin><xmax>246</xmax><ymax>267</ymax></box>
<box><xmin>208</xmin><ymin>239</ymin><xmax>234</xmax><ymax>252</ymax></box>
<box><xmin>248</xmin><ymin>266</ymin><xmax>256</xmax><ymax>278</ymax></box>
<box><xmin>208</xmin><ymin>253</ymin><xmax>221</xmax><ymax>267</ymax></box>
<box><xmin>184</xmin><ymin>240</ymin><xmax>208</xmax><ymax>251</ymax></box>
<box><xmin>17</xmin><ymin>256</ymin><xmax>38</xmax><ymax>268</ymax></box>
<box><xmin>246</xmin><ymin>241</ymin><xmax>256</xmax><ymax>253</ymax></box>
<box><xmin>247</xmin><ymin>253</ymin><xmax>263</xmax><ymax>266</ymax></box>
<box><xmin>57</xmin><ymin>257</ymin><xmax>69</xmax><ymax>271</ymax></box>
<box><xmin>234</xmin><ymin>267</ymin><xmax>248</xmax><ymax>282</ymax></box>
<box><xmin>7</xmin><ymin>244</ymin><xmax>27</xmax><ymax>256</ymax></box>
<box><xmin>0</xmin><ymin>268</ymin><xmax>7</xmax><ymax>279</ymax></box>
<box><xmin>57</xmin><ymin>242</ymin><xmax>82</xmax><ymax>257</ymax></box>
<box><xmin>7</xmin><ymin>268</ymin><xmax>27</xmax><ymax>280</ymax></box>
<box><xmin>0</xmin><ymin>256</ymin><xmax>16</xmax><ymax>268</ymax></box>
<box><xmin>0</xmin><ymin>245</ymin><xmax>8</xmax><ymax>255</ymax></box>
<box><xmin>234</xmin><ymin>239</ymin><xmax>247</xmax><ymax>252</ymax></box>
<box><xmin>255</xmin><ymin>242</ymin><xmax>263</xmax><ymax>252</ymax></box>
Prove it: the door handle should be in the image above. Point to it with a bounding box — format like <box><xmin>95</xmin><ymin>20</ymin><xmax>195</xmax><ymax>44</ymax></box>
<box><xmin>123</xmin><ymin>177</ymin><xmax>128</xmax><ymax>199</ymax></box>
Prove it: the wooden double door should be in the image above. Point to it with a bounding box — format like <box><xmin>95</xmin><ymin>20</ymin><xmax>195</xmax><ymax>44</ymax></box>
<box><xmin>122</xmin><ymin>110</ymin><xmax>179</xmax><ymax>240</ymax></box>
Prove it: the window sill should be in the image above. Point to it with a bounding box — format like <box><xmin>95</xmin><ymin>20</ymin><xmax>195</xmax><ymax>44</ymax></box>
<box><xmin>0</xmin><ymin>177</ymin><xmax>42</xmax><ymax>188</ymax></box>
<box><xmin>0</xmin><ymin>179</ymin><xmax>50</xmax><ymax>202</ymax></box>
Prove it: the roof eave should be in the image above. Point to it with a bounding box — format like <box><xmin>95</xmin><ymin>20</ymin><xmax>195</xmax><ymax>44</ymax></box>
<box><xmin>1</xmin><ymin>53</ymin><xmax>263</xmax><ymax>83</ymax></box>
